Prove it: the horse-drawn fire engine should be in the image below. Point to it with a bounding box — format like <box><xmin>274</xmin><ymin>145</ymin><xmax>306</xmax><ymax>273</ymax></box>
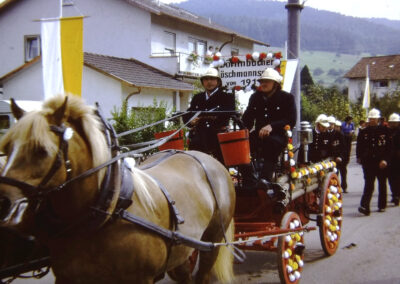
<box><xmin>0</xmin><ymin>99</ymin><xmax>342</xmax><ymax>284</ymax></box>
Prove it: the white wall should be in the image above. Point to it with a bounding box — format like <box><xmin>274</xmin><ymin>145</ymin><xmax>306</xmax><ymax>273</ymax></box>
<box><xmin>0</xmin><ymin>0</ymin><xmax>58</xmax><ymax>77</ymax></box>
<box><xmin>347</xmin><ymin>78</ymin><xmax>399</xmax><ymax>103</ymax></box>
<box><xmin>81</xmin><ymin>66</ymin><xmax>123</xmax><ymax>119</ymax></box>
<box><xmin>0</xmin><ymin>0</ymin><xmax>152</xmax><ymax>77</ymax></box>
<box><xmin>2</xmin><ymin>62</ymin><xmax>44</xmax><ymax>101</ymax></box>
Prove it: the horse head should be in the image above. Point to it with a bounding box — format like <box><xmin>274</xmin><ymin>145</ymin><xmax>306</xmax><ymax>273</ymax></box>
<box><xmin>0</xmin><ymin>95</ymin><xmax>111</xmax><ymax>235</ymax></box>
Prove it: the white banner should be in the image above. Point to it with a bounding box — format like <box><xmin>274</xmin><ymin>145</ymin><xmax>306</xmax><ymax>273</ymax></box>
<box><xmin>220</xmin><ymin>60</ymin><xmax>276</xmax><ymax>90</ymax></box>
<box><xmin>41</xmin><ymin>20</ymin><xmax>63</xmax><ymax>99</ymax></box>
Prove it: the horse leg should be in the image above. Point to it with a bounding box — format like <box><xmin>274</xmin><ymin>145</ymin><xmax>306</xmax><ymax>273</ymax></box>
<box><xmin>167</xmin><ymin>259</ymin><xmax>192</xmax><ymax>284</ymax></box>
<box><xmin>194</xmin><ymin>248</ymin><xmax>220</xmax><ymax>284</ymax></box>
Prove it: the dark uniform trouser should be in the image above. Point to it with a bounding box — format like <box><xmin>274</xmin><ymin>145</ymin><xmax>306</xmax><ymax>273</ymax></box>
<box><xmin>389</xmin><ymin>170</ymin><xmax>400</xmax><ymax>202</ymax></box>
<box><xmin>337</xmin><ymin>162</ymin><xmax>348</xmax><ymax>190</ymax></box>
<box><xmin>250</xmin><ymin>132</ymin><xmax>286</xmax><ymax>181</ymax></box>
<box><xmin>189</xmin><ymin>128</ymin><xmax>224</xmax><ymax>163</ymax></box>
<box><xmin>361</xmin><ymin>163</ymin><xmax>388</xmax><ymax>210</ymax></box>
<box><xmin>341</xmin><ymin>135</ymin><xmax>352</xmax><ymax>190</ymax></box>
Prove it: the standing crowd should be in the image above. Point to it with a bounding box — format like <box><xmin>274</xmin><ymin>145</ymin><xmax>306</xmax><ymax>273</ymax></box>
<box><xmin>356</xmin><ymin>109</ymin><xmax>400</xmax><ymax>215</ymax></box>
<box><xmin>307</xmin><ymin>109</ymin><xmax>400</xmax><ymax>216</ymax></box>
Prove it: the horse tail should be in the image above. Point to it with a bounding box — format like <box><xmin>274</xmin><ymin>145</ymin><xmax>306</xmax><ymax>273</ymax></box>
<box><xmin>212</xmin><ymin>218</ymin><xmax>235</xmax><ymax>283</ymax></box>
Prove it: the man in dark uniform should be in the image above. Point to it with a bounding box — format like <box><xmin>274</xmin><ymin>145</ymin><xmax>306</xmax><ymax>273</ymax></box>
<box><xmin>330</xmin><ymin>119</ymin><xmax>347</xmax><ymax>192</ymax></box>
<box><xmin>241</xmin><ymin>68</ymin><xmax>296</xmax><ymax>185</ymax></box>
<box><xmin>183</xmin><ymin>67</ymin><xmax>235</xmax><ymax>163</ymax></box>
<box><xmin>307</xmin><ymin>114</ymin><xmax>331</xmax><ymax>163</ymax></box>
<box><xmin>356</xmin><ymin>108</ymin><xmax>391</xmax><ymax>215</ymax></box>
<box><xmin>388</xmin><ymin>113</ymin><xmax>400</xmax><ymax>205</ymax></box>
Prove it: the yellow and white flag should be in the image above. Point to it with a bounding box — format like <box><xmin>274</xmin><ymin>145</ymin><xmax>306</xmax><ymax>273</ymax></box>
<box><xmin>362</xmin><ymin>65</ymin><xmax>370</xmax><ymax>109</ymax></box>
<box><xmin>41</xmin><ymin>16</ymin><xmax>83</xmax><ymax>99</ymax></box>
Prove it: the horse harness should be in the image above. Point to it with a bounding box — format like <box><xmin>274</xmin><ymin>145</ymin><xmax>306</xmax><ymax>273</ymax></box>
<box><xmin>0</xmin><ymin>106</ymin><xmax>224</xmax><ymax>252</ymax></box>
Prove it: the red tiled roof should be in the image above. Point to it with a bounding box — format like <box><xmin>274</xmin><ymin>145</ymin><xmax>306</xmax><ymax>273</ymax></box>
<box><xmin>1</xmin><ymin>53</ymin><xmax>194</xmax><ymax>92</ymax></box>
<box><xmin>344</xmin><ymin>54</ymin><xmax>400</xmax><ymax>80</ymax></box>
<box><xmin>84</xmin><ymin>53</ymin><xmax>193</xmax><ymax>91</ymax></box>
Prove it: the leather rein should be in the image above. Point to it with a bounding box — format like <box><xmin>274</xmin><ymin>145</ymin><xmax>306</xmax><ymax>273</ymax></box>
<box><xmin>0</xmin><ymin>106</ymin><xmax>221</xmax><ymax>252</ymax></box>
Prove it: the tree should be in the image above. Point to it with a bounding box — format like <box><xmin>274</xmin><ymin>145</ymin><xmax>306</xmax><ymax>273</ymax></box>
<box><xmin>301</xmin><ymin>84</ymin><xmax>363</xmax><ymax>125</ymax></box>
<box><xmin>300</xmin><ymin>65</ymin><xmax>314</xmax><ymax>90</ymax></box>
<box><xmin>370</xmin><ymin>89</ymin><xmax>400</xmax><ymax>119</ymax></box>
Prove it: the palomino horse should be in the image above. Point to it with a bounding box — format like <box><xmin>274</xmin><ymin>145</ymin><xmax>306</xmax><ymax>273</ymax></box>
<box><xmin>0</xmin><ymin>95</ymin><xmax>236</xmax><ymax>284</ymax></box>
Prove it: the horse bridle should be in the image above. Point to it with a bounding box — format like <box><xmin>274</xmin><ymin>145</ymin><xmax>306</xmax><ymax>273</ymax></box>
<box><xmin>0</xmin><ymin>124</ymin><xmax>73</xmax><ymax>201</ymax></box>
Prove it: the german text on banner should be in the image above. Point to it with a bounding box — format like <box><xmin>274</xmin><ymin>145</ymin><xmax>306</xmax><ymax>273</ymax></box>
<box><xmin>41</xmin><ymin>16</ymin><xmax>83</xmax><ymax>99</ymax></box>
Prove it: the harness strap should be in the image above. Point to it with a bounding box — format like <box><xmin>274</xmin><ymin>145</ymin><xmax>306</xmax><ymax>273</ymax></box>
<box><xmin>119</xmin><ymin>211</ymin><xmax>214</xmax><ymax>252</ymax></box>
<box><xmin>138</xmin><ymin>150</ymin><xmax>177</xmax><ymax>170</ymax></box>
<box><xmin>151</xmin><ymin>176</ymin><xmax>185</xmax><ymax>226</ymax></box>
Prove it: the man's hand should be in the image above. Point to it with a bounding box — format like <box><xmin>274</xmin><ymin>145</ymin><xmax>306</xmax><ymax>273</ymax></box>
<box><xmin>335</xmin><ymin>157</ymin><xmax>342</xmax><ymax>163</ymax></box>
<box><xmin>379</xmin><ymin>160</ymin><xmax>387</xmax><ymax>169</ymax></box>
<box><xmin>259</xmin><ymin>124</ymin><xmax>272</xmax><ymax>138</ymax></box>
<box><xmin>190</xmin><ymin>117</ymin><xmax>200</xmax><ymax>126</ymax></box>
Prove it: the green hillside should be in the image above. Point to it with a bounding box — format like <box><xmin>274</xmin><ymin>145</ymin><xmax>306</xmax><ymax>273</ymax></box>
<box><xmin>300</xmin><ymin>50</ymin><xmax>371</xmax><ymax>88</ymax></box>
<box><xmin>261</xmin><ymin>47</ymin><xmax>369</xmax><ymax>89</ymax></box>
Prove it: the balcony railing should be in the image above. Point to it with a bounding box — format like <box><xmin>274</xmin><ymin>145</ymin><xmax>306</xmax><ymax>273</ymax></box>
<box><xmin>150</xmin><ymin>52</ymin><xmax>213</xmax><ymax>78</ymax></box>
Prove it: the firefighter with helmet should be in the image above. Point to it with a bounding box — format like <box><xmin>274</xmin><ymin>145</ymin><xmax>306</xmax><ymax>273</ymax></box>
<box><xmin>183</xmin><ymin>67</ymin><xmax>235</xmax><ymax>163</ymax></box>
<box><xmin>388</xmin><ymin>112</ymin><xmax>400</xmax><ymax>205</ymax></box>
<box><xmin>240</xmin><ymin>68</ymin><xmax>296</xmax><ymax>189</ymax></box>
<box><xmin>356</xmin><ymin>108</ymin><xmax>391</xmax><ymax>215</ymax></box>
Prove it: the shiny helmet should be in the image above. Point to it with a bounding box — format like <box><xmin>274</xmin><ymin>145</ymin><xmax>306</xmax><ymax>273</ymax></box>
<box><xmin>367</xmin><ymin>108</ymin><xmax>381</xmax><ymax>119</ymax></box>
<box><xmin>388</xmin><ymin>113</ymin><xmax>400</xmax><ymax>122</ymax></box>
<box><xmin>327</xmin><ymin>116</ymin><xmax>336</xmax><ymax>124</ymax></box>
<box><xmin>258</xmin><ymin>68</ymin><xmax>283</xmax><ymax>84</ymax></box>
<box><xmin>200</xmin><ymin>67</ymin><xmax>222</xmax><ymax>85</ymax></box>
<box><xmin>315</xmin><ymin>114</ymin><xmax>330</xmax><ymax>128</ymax></box>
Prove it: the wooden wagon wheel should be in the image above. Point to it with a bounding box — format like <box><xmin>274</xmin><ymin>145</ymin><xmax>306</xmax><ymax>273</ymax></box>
<box><xmin>318</xmin><ymin>172</ymin><xmax>342</xmax><ymax>256</ymax></box>
<box><xmin>167</xmin><ymin>249</ymin><xmax>198</xmax><ymax>281</ymax></box>
<box><xmin>277</xmin><ymin>211</ymin><xmax>305</xmax><ymax>284</ymax></box>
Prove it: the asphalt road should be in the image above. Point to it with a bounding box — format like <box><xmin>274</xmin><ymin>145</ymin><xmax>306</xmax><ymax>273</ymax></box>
<box><xmin>9</xmin><ymin>150</ymin><xmax>400</xmax><ymax>284</ymax></box>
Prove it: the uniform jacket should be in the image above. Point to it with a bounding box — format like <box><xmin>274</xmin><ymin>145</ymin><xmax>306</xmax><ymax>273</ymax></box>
<box><xmin>183</xmin><ymin>88</ymin><xmax>235</xmax><ymax>130</ymax></box>
<box><xmin>242</xmin><ymin>89</ymin><xmax>296</xmax><ymax>140</ymax></box>
<box><xmin>183</xmin><ymin>88</ymin><xmax>235</xmax><ymax>153</ymax></box>
<box><xmin>329</xmin><ymin>129</ymin><xmax>346</xmax><ymax>160</ymax></box>
<box><xmin>308</xmin><ymin>128</ymin><xmax>331</xmax><ymax>163</ymax></box>
<box><xmin>391</xmin><ymin>127</ymin><xmax>400</xmax><ymax>169</ymax></box>
<box><xmin>356</xmin><ymin>125</ymin><xmax>392</xmax><ymax>164</ymax></box>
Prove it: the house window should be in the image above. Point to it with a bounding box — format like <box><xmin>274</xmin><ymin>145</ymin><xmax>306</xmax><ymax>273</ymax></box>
<box><xmin>24</xmin><ymin>35</ymin><xmax>40</xmax><ymax>62</ymax></box>
<box><xmin>376</xmin><ymin>80</ymin><xmax>388</xmax><ymax>87</ymax></box>
<box><xmin>163</xmin><ymin>31</ymin><xmax>176</xmax><ymax>55</ymax></box>
<box><xmin>62</xmin><ymin>0</ymin><xmax>74</xmax><ymax>6</ymax></box>
<box><xmin>188</xmin><ymin>37</ymin><xmax>207</xmax><ymax>57</ymax></box>
<box><xmin>0</xmin><ymin>115</ymin><xmax>11</xmax><ymax>130</ymax></box>
<box><xmin>231</xmin><ymin>47</ymin><xmax>239</xmax><ymax>56</ymax></box>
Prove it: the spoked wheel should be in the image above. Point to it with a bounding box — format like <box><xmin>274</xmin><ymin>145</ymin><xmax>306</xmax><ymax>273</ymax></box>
<box><xmin>167</xmin><ymin>250</ymin><xmax>198</xmax><ymax>281</ymax></box>
<box><xmin>277</xmin><ymin>211</ymin><xmax>305</xmax><ymax>284</ymax></box>
<box><xmin>318</xmin><ymin>172</ymin><xmax>343</xmax><ymax>256</ymax></box>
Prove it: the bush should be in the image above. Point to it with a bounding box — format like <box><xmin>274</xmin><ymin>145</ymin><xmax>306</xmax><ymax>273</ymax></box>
<box><xmin>111</xmin><ymin>99</ymin><xmax>181</xmax><ymax>151</ymax></box>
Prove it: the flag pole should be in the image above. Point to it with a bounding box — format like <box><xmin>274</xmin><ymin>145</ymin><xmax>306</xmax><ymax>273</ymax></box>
<box><xmin>366</xmin><ymin>65</ymin><xmax>369</xmax><ymax>117</ymax></box>
<box><xmin>59</xmin><ymin>0</ymin><xmax>63</xmax><ymax>18</ymax></box>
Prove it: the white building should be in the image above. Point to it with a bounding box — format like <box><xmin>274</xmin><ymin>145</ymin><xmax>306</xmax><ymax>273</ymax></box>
<box><xmin>344</xmin><ymin>55</ymin><xmax>400</xmax><ymax>103</ymax></box>
<box><xmin>0</xmin><ymin>0</ymin><xmax>268</xmax><ymax>117</ymax></box>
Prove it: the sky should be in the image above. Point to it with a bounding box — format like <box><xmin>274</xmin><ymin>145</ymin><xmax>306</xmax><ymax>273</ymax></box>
<box><xmin>161</xmin><ymin>0</ymin><xmax>400</xmax><ymax>21</ymax></box>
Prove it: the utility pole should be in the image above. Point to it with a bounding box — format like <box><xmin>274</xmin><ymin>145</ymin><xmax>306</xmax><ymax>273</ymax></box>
<box><xmin>286</xmin><ymin>0</ymin><xmax>303</xmax><ymax>143</ymax></box>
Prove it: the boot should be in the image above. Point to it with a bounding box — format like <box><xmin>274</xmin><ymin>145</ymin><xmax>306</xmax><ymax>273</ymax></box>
<box><xmin>239</xmin><ymin>163</ymin><xmax>258</xmax><ymax>190</ymax></box>
<box><xmin>260</xmin><ymin>160</ymin><xmax>275</xmax><ymax>181</ymax></box>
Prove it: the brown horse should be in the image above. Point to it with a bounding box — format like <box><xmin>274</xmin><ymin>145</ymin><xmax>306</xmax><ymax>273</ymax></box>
<box><xmin>0</xmin><ymin>95</ymin><xmax>236</xmax><ymax>284</ymax></box>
